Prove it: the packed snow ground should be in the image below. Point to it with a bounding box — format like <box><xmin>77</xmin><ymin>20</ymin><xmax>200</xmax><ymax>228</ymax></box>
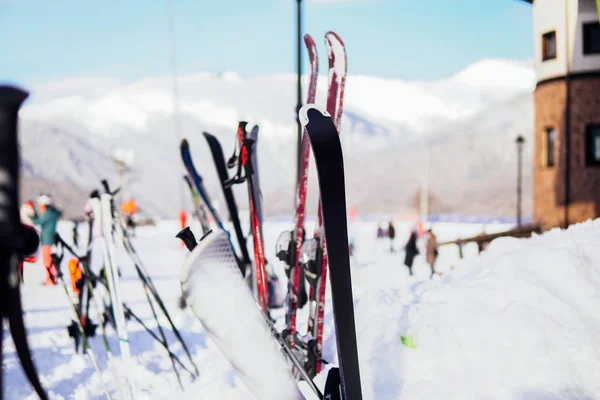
<box><xmin>3</xmin><ymin>218</ymin><xmax>600</xmax><ymax>399</ymax></box>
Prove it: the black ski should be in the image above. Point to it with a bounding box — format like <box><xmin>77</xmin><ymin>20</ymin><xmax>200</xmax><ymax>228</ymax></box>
<box><xmin>0</xmin><ymin>85</ymin><xmax>49</xmax><ymax>400</ymax></box>
<box><xmin>301</xmin><ymin>105</ymin><xmax>362</xmax><ymax>400</ymax></box>
<box><xmin>180</xmin><ymin>139</ymin><xmax>244</xmax><ymax>275</ymax></box>
<box><xmin>203</xmin><ymin>132</ymin><xmax>251</xmax><ymax>269</ymax></box>
<box><xmin>179</xmin><ymin>139</ymin><xmax>223</xmax><ymax>229</ymax></box>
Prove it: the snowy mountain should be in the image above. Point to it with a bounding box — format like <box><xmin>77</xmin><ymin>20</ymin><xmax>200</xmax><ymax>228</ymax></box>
<box><xmin>17</xmin><ymin>58</ymin><xmax>535</xmax><ymax>219</ymax></box>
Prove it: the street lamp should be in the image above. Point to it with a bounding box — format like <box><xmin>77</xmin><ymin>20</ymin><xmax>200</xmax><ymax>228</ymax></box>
<box><xmin>516</xmin><ymin>135</ymin><xmax>525</xmax><ymax>227</ymax></box>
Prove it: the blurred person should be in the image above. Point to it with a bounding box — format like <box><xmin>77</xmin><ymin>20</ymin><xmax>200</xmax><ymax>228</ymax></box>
<box><xmin>425</xmin><ymin>229</ymin><xmax>439</xmax><ymax>278</ymax></box>
<box><xmin>30</xmin><ymin>194</ymin><xmax>62</xmax><ymax>285</ymax></box>
<box><xmin>403</xmin><ymin>229</ymin><xmax>419</xmax><ymax>276</ymax></box>
<box><xmin>121</xmin><ymin>198</ymin><xmax>139</xmax><ymax>237</ymax></box>
<box><xmin>388</xmin><ymin>220</ymin><xmax>396</xmax><ymax>252</ymax></box>
<box><xmin>376</xmin><ymin>222</ymin><xmax>385</xmax><ymax>239</ymax></box>
<box><xmin>19</xmin><ymin>200</ymin><xmax>39</xmax><ymax>282</ymax></box>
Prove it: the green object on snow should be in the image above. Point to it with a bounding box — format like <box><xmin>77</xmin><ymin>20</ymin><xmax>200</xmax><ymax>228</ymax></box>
<box><xmin>401</xmin><ymin>335</ymin><xmax>417</xmax><ymax>348</ymax></box>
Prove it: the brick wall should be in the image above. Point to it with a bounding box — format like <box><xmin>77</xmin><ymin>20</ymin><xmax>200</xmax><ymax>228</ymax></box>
<box><xmin>534</xmin><ymin>75</ymin><xmax>600</xmax><ymax>229</ymax></box>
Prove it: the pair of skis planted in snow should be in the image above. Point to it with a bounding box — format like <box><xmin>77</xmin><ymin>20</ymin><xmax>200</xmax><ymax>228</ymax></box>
<box><xmin>180</xmin><ymin>105</ymin><xmax>362</xmax><ymax>400</ymax></box>
<box><xmin>276</xmin><ymin>31</ymin><xmax>348</xmax><ymax>380</ymax></box>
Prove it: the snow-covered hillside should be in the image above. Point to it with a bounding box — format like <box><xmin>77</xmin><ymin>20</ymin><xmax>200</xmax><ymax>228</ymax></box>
<box><xmin>17</xmin><ymin>58</ymin><xmax>535</xmax><ymax>219</ymax></box>
<box><xmin>4</xmin><ymin>218</ymin><xmax>600</xmax><ymax>399</ymax></box>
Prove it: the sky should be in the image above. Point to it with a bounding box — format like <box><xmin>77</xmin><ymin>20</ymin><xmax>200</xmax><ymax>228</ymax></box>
<box><xmin>0</xmin><ymin>0</ymin><xmax>533</xmax><ymax>87</ymax></box>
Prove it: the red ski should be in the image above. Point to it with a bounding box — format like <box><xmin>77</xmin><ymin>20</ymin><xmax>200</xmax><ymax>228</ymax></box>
<box><xmin>276</xmin><ymin>33</ymin><xmax>319</xmax><ymax>352</ymax></box>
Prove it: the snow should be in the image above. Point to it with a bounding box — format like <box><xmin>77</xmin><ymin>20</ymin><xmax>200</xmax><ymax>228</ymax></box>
<box><xmin>5</xmin><ymin>218</ymin><xmax>600</xmax><ymax>399</ymax></box>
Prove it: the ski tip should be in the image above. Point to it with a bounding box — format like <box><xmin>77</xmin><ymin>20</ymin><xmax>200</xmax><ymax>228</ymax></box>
<box><xmin>303</xmin><ymin>33</ymin><xmax>315</xmax><ymax>46</ymax></box>
<box><xmin>0</xmin><ymin>84</ymin><xmax>30</xmax><ymax>106</ymax></box>
<box><xmin>325</xmin><ymin>31</ymin><xmax>345</xmax><ymax>46</ymax></box>
<box><xmin>202</xmin><ymin>131</ymin><xmax>214</xmax><ymax>139</ymax></box>
<box><xmin>299</xmin><ymin>104</ymin><xmax>330</xmax><ymax>127</ymax></box>
<box><xmin>180</xmin><ymin>138</ymin><xmax>189</xmax><ymax>148</ymax></box>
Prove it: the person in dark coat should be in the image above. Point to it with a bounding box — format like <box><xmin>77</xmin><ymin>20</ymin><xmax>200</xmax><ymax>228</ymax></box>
<box><xmin>403</xmin><ymin>230</ymin><xmax>419</xmax><ymax>276</ymax></box>
<box><xmin>388</xmin><ymin>220</ymin><xmax>396</xmax><ymax>252</ymax></box>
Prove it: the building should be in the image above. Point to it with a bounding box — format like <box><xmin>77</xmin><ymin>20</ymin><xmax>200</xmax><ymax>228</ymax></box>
<box><xmin>524</xmin><ymin>0</ymin><xmax>600</xmax><ymax>228</ymax></box>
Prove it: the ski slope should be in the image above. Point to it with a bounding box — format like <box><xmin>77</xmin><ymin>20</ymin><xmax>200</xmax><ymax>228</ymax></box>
<box><xmin>3</xmin><ymin>218</ymin><xmax>600</xmax><ymax>399</ymax></box>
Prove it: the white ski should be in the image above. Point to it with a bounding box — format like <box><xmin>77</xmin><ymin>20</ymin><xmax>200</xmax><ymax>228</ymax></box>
<box><xmin>180</xmin><ymin>229</ymin><xmax>304</xmax><ymax>400</ymax></box>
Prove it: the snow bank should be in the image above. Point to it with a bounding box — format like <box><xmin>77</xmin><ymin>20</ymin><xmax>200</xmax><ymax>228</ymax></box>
<box><xmin>353</xmin><ymin>219</ymin><xmax>600</xmax><ymax>399</ymax></box>
<box><xmin>5</xmin><ymin>220</ymin><xmax>600</xmax><ymax>399</ymax></box>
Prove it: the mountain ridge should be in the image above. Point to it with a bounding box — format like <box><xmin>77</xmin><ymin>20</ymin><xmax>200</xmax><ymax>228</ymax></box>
<box><xmin>18</xmin><ymin>57</ymin><xmax>535</xmax><ymax>220</ymax></box>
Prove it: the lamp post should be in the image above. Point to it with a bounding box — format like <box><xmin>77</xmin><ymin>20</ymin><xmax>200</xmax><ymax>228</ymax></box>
<box><xmin>295</xmin><ymin>0</ymin><xmax>303</xmax><ymax>187</ymax></box>
<box><xmin>516</xmin><ymin>135</ymin><xmax>525</xmax><ymax>227</ymax></box>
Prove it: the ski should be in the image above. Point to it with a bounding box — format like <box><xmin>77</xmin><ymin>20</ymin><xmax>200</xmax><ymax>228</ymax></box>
<box><xmin>180</xmin><ymin>138</ymin><xmax>243</xmax><ymax>274</ymax></box>
<box><xmin>89</xmin><ymin>185</ymin><xmax>136</xmax><ymax>399</ymax></box>
<box><xmin>0</xmin><ymin>85</ymin><xmax>49</xmax><ymax>400</ymax></box>
<box><xmin>180</xmin><ymin>139</ymin><xmax>223</xmax><ymax>229</ymax></box>
<box><xmin>52</xmin><ymin>238</ymin><xmax>114</xmax><ymax>400</ymax></box>
<box><xmin>98</xmin><ymin>192</ymin><xmax>131</xmax><ymax>361</ymax></box>
<box><xmin>300</xmin><ymin>104</ymin><xmax>362</xmax><ymax>400</ymax></box>
<box><xmin>225</xmin><ymin>122</ymin><xmax>269</xmax><ymax>312</ymax></box>
<box><xmin>68</xmin><ymin>216</ymin><xmax>97</xmax><ymax>354</ymax></box>
<box><xmin>100</xmin><ymin>180</ymin><xmax>200</xmax><ymax>385</ymax></box>
<box><xmin>276</xmin><ymin>33</ymin><xmax>318</xmax><ymax>360</ymax></box>
<box><xmin>309</xmin><ymin>31</ymin><xmax>348</xmax><ymax>377</ymax></box>
<box><xmin>203</xmin><ymin>131</ymin><xmax>252</xmax><ymax>271</ymax></box>
<box><xmin>180</xmin><ymin>229</ymin><xmax>307</xmax><ymax>400</ymax></box>
<box><xmin>183</xmin><ymin>174</ymin><xmax>210</xmax><ymax>234</ymax></box>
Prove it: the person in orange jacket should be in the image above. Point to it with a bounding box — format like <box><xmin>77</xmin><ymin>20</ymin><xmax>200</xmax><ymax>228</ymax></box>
<box><xmin>121</xmin><ymin>198</ymin><xmax>139</xmax><ymax>237</ymax></box>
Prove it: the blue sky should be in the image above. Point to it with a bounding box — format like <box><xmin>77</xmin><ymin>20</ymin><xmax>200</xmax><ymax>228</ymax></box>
<box><xmin>0</xmin><ymin>0</ymin><xmax>532</xmax><ymax>86</ymax></box>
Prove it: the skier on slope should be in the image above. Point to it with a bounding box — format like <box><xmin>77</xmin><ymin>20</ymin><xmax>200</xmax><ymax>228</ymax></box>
<box><xmin>30</xmin><ymin>194</ymin><xmax>62</xmax><ymax>285</ymax></box>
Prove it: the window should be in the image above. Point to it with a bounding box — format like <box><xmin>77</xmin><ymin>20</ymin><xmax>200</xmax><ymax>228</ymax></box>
<box><xmin>585</xmin><ymin>124</ymin><xmax>600</xmax><ymax>166</ymax></box>
<box><xmin>545</xmin><ymin>128</ymin><xmax>556</xmax><ymax>167</ymax></box>
<box><xmin>583</xmin><ymin>22</ymin><xmax>600</xmax><ymax>54</ymax></box>
<box><xmin>542</xmin><ymin>31</ymin><xmax>557</xmax><ymax>61</ymax></box>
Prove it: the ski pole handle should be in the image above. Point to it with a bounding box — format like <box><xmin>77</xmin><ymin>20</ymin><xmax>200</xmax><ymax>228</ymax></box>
<box><xmin>101</xmin><ymin>179</ymin><xmax>110</xmax><ymax>194</ymax></box>
<box><xmin>0</xmin><ymin>85</ymin><xmax>29</xmax><ymax>248</ymax></box>
<box><xmin>176</xmin><ymin>227</ymin><xmax>198</xmax><ymax>251</ymax></box>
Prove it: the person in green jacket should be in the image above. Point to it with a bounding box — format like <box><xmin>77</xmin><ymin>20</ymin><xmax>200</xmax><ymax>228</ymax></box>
<box><xmin>31</xmin><ymin>194</ymin><xmax>62</xmax><ymax>285</ymax></box>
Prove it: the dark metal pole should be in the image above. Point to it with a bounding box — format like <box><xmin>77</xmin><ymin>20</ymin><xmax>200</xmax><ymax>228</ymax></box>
<box><xmin>516</xmin><ymin>135</ymin><xmax>524</xmax><ymax>227</ymax></box>
<box><xmin>296</xmin><ymin>0</ymin><xmax>303</xmax><ymax>187</ymax></box>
